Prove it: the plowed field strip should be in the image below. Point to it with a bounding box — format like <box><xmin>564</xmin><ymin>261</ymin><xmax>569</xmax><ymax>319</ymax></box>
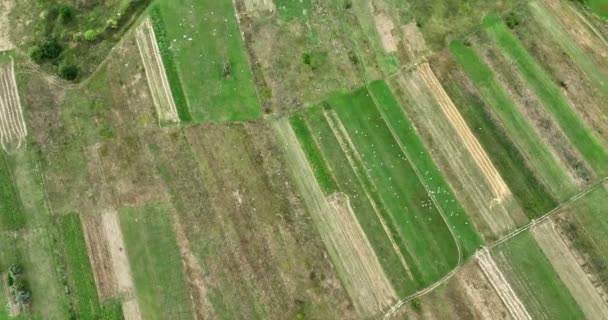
<box><xmin>533</xmin><ymin>220</ymin><xmax>608</xmax><ymax>319</ymax></box>
<box><xmin>274</xmin><ymin>119</ymin><xmax>398</xmax><ymax>316</ymax></box>
<box><xmin>418</xmin><ymin>62</ymin><xmax>511</xmax><ymax>201</ymax></box>
<box><xmin>0</xmin><ymin>60</ymin><xmax>27</xmax><ymax>149</ymax></box>
<box><xmin>136</xmin><ymin>18</ymin><xmax>179</xmax><ymax>124</ymax></box>
<box><xmin>478</xmin><ymin>250</ymin><xmax>531</xmax><ymax>320</ymax></box>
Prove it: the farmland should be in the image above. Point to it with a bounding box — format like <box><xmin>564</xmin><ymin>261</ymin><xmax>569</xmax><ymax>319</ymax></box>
<box><xmin>1</xmin><ymin>0</ymin><xmax>608</xmax><ymax>319</ymax></box>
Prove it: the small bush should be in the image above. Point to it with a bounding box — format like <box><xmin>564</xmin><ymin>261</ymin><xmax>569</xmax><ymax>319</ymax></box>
<box><xmin>84</xmin><ymin>29</ymin><xmax>98</xmax><ymax>41</ymax></box>
<box><xmin>37</xmin><ymin>38</ymin><xmax>63</xmax><ymax>60</ymax></box>
<box><xmin>411</xmin><ymin>298</ymin><xmax>422</xmax><ymax>311</ymax></box>
<box><xmin>59</xmin><ymin>5</ymin><xmax>74</xmax><ymax>23</ymax></box>
<box><xmin>106</xmin><ymin>18</ymin><xmax>118</xmax><ymax>29</ymax></box>
<box><xmin>59</xmin><ymin>64</ymin><xmax>79</xmax><ymax>80</ymax></box>
<box><xmin>505</xmin><ymin>13</ymin><xmax>521</xmax><ymax>29</ymax></box>
<box><xmin>29</xmin><ymin>46</ymin><xmax>44</xmax><ymax>62</ymax></box>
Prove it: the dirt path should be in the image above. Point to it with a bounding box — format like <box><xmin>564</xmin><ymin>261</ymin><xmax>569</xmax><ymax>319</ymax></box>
<box><xmin>135</xmin><ymin>18</ymin><xmax>179</xmax><ymax>124</ymax></box>
<box><xmin>274</xmin><ymin>119</ymin><xmax>398</xmax><ymax>317</ymax></box>
<box><xmin>417</xmin><ymin>62</ymin><xmax>511</xmax><ymax>202</ymax></box>
<box><xmin>477</xmin><ymin>249</ymin><xmax>531</xmax><ymax>320</ymax></box>
<box><xmin>0</xmin><ymin>59</ymin><xmax>27</xmax><ymax>150</ymax></box>
<box><xmin>532</xmin><ymin>220</ymin><xmax>608</xmax><ymax>319</ymax></box>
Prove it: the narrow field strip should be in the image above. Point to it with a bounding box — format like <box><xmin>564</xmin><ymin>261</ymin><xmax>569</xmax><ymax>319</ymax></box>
<box><xmin>450</xmin><ymin>40</ymin><xmax>576</xmax><ymax>202</ymax></box>
<box><xmin>274</xmin><ymin>119</ymin><xmax>398</xmax><ymax>317</ymax></box>
<box><xmin>0</xmin><ymin>151</ymin><xmax>25</xmax><ymax>230</ymax></box>
<box><xmin>484</xmin><ymin>15</ymin><xmax>608</xmax><ymax>177</ymax></box>
<box><xmin>532</xmin><ymin>220</ymin><xmax>608</xmax><ymax>319</ymax></box>
<box><xmin>0</xmin><ymin>60</ymin><xmax>27</xmax><ymax>150</ymax></box>
<box><xmin>531</xmin><ymin>1</ymin><xmax>608</xmax><ymax>95</ymax></box>
<box><xmin>367</xmin><ymin>80</ymin><xmax>482</xmax><ymax>259</ymax></box>
<box><xmin>301</xmin><ymin>107</ymin><xmax>418</xmax><ymax>296</ymax></box>
<box><xmin>135</xmin><ymin>18</ymin><xmax>180</xmax><ymax>125</ymax></box>
<box><xmin>417</xmin><ymin>62</ymin><xmax>511</xmax><ymax>202</ymax></box>
<box><xmin>477</xmin><ymin>250</ymin><xmax>531</xmax><ymax>320</ymax></box>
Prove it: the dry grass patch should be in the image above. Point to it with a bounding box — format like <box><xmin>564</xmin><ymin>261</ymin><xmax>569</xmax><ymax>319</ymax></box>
<box><xmin>135</xmin><ymin>18</ymin><xmax>179</xmax><ymax>125</ymax></box>
<box><xmin>0</xmin><ymin>0</ymin><xmax>14</xmax><ymax>52</ymax></box>
<box><xmin>0</xmin><ymin>59</ymin><xmax>27</xmax><ymax>150</ymax></box>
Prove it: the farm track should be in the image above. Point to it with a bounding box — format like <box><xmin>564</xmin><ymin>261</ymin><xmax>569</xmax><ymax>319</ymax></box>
<box><xmin>0</xmin><ymin>59</ymin><xmax>27</xmax><ymax>150</ymax></box>
<box><xmin>135</xmin><ymin>18</ymin><xmax>179</xmax><ymax>124</ymax></box>
<box><xmin>383</xmin><ymin>176</ymin><xmax>608</xmax><ymax>318</ymax></box>
<box><xmin>274</xmin><ymin>120</ymin><xmax>398</xmax><ymax>317</ymax></box>
<box><xmin>417</xmin><ymin>62</ymin><xmax>511</xmax><ymax>202</ymax></box>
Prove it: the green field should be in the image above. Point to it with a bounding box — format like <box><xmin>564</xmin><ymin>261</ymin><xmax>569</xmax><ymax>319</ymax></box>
<box><xmin>293</xmin><ymin>82</ymin><xmax>482</xmax><ymax>290</ymax></box>
<box><xmin>587</xmin><ymin>0</ymin><xmax>608</xmax><ymax>18</ymax></box>
<box><xmin>153</xmin><ymin>0</ymin><xmax>261</xmax><ymax>122</ymax></box>
<box><xmin>119</xmin><ymin>205</ymin><xmax>192</xmax><ymax>320</ymax></box>
<box><xmin>484</xmin><ymin>14</ymin><xmax>608</xmax><ymax>177</ymax></box>
<box><xmin>449</xmin><ymin>40</ymin><xmax>576</xmax><ymax>202</ymax></box>
<box><xmin>0</xmin><ymin>152</ymin><xmax>25</xmax><ymax>230</ymax></box>
<box><xmin>493</xmin><ymin>232</ymin><xmax>585</xmax><ymax>319</ymax></box>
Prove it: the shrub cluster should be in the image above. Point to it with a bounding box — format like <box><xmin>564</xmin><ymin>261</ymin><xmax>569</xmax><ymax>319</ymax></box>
<box><xmin>7</xmin><ymin>264</ymin><xmax>32</xmax><ymax>308</ymax></box>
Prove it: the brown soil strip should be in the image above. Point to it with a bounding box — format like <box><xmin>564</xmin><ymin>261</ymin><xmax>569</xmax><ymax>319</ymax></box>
<box><xmin>532</xmin><ymin>220</ymin><xmax>608</xmax><ymax>319</ymax></box>
<box><xmin>374</xmin><ymin>13</ymin><xmax>398</xmax><ymax>53</ymax></box>
<box><xmin>242</xmin><ymin>0</ymin><xmax>275</xmax><ymax>13</ymax></box>
<box><xmin>81</xmin><ymin>213</ymin><xmax>119</xmax><ymax>299</ymax></box>
<box><xmin>274</xmin><ymin>119</ymin><xmax>398</xmax><ymax>317</ymax></box>
<box><xmin>400</xmin><ymin>23</ymin><xmax>428</xmax><ymax>61</ymax></box>
<box><xmin>135</xmin><ymin>18</ymin><xmax>179</xmax><ymax>124</ymax></box>
<box><xmin>322</xmin><ymin>109</ymin><xmax>417</xmax><ymax>276</ymax></box>
<box><xmin>477</xmin><ymin>249</ymin><xmax>531</xmax><ymax>320</ymax></box>
<box><xmin>418</xmin><ymin>62</ymin><xmax>512</xmax><ymax>202</ymax></box>
<box><xmin>456</xmin><ymin>263</ymin><xmax>512</xmax><ymax>319</ymax></box>
<box><xmin>0</xmin><ymin>60</ymin><xmax>27</xmax><ymax>149</ymax></box>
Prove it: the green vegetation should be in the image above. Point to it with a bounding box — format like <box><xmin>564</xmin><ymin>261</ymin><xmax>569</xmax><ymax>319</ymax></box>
<box><xmin>274</xmin><ymin>0</ymin><xmax>311</xmax><ymax>20</ymax></box>
<box><xmin>439</xmin><ymin>67</ymin><xmax>557</xmax><ymax>218</ymax></box>
<box><xmin>153</xmin><ymin>0</ymin><xmax>261</xmax><ymax>122</ymax></box>
<box><xmin>558</xmin><ymin>183</ymin><xmax>608</xmax><ymax>288</ymax></box>
<box><xmin>484</xmin><ymin>14</ymin><xmax>608</xmax><ymax>177</ymax></box>
<box><xmin>289</xmin><ymin>115</ymin><xmax>338</xmax><ymax>193</ymax></box>
<box><xmin>14</xmin><ymin>0</ymin><xmax>150</xmax><ymax>80</ymax></box>
<box><xmin>57</xmin><ymin>213</ymin><xmax>102</xmax><ymax>319</ymax></box>
<box><xmin>300</xmin><ymin>106</ymin><xmax>417</xmax><ymax>296</ymax></box>
<box><xmin>450</xmin><ymin>40</ymin><xmax>576</xmax><ymax>202</ymax></box>
<box><xmin>0</xmin><ymin>152</ymin><xmax>25</xmax><ymax>231</ymax></box>
<box><xmin>369</xmin><ymin>80</ymin><xmax>482</xmax><ymax>258</ymax></box>
<box><xmin>493</xmin><ymin>232</ymin><xmax>585</xmax><ymax>319</ymax></box>
<box><xmin>119</xmin><ymin>205</ymin><xmax>193</xmax><ymax>320</ymax></box>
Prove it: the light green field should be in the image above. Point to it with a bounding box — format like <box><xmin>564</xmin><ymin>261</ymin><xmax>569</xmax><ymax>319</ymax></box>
<box><xmin>152</xmin><ymin>0</ymin><xmax>261</xmax><ymax>122</ymax></box>
<box><xmin>587</xmin><ymin>0</ymin><xmax>608</xmax><ymax>18</ymax></box>
<box><xmin>493</xmin><ymin>231</ymin><xmax>585</xmax><ymax>319</ymax></box>
<box><xmin>0</xmin><ymin>152</ymin><xmax>25</xmax><ymax>231</ymax></box>
<box><xmin>449</xmin><ymin>40</ymin><xmax>576</xmax><ymax>201</ymax></box>
<box><xmin>484</xmin><ymin>14</ymin><xmax>608</xmax><ymax>177</ymax></box>
<box><xmin>119</xmin><ymin>205</ymin><xmax>192</xmax><ymax>320</ymax></box>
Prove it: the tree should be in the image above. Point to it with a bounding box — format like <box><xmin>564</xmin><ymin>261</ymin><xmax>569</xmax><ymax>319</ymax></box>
<box><xmin>59</xmin><ymin>5</ymin><xmax>74</xmax><ymax>23</ymax></box>
<box><xmin>39</xmin><ymin>39</ymin><xmax>63</xmax><ymax>60</ymax></box>
<box><xmin>84</xmin><ymin>29</ymin><xmax>98</xmax><ymax>41</ymax></box>
<box><xmin>59</xmin><ymin>64</ymin><xmax>79</xmax><ymax>81</ymax></box>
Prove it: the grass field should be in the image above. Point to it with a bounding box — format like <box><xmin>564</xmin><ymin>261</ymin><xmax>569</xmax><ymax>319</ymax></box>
<box><xmin>119</xmin><ymin>204</ymin><xmax>192</xmax><ymax>319</ymax></box>
<box><xmin>483</xmin><ymin>14</ymin><xmax>608</xmax><ymax>177</ymax></box>
<box><xmin>450</xmin><ymin>40</ymin><xmax>576</xmax><ymax>202</ymax></box>
<box><xmin>152</xmin><ymin>0</ymin><xmax>260</xmax><ymax>122</ymax></box>
<box><xmin>493</xmin><ymin>231</ymin><xmax>585</xmax><ymax>319</ymax></box>
<box><xmin>587</xmin><ymin>0</ymin><xmax>608</xmax><ymax>17</ymax></box>
<box><xmin>0</xmin><ymin>151</ymin><xmax>25</xmax><ymax>230</ymax></box>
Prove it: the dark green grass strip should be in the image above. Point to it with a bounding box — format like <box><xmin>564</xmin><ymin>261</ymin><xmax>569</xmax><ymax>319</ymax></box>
<box><xmin>439</xmin><ymin>66</ymin><xmax>557</xmax><ymax>218</ymax></box>
<box><xmin>120</xmin><ymin>205</ymin><xmax>193</xmax><ymax>320</ymax></box>
<box><xmin>304</xmin><ymin>106</ymin><xmax>418</xmax><ymax>296</ymax></box>
<box><xmin>58</xmin><ymin>213</ymin><xmax>102</xmax><ymax>319</ymax></box>
<box><xmin>369</xmin><ymin>80</ymin><xmax>483</xmax><ymax>257</ymax></box>
<box><xmin>0</xmin><ymin>152</ymin><xmax>25</xmax><ymax>230</ymax></box>
<box><xmin>329</xmin><ymin>88</ymin><xmax>459</xmax><ymax>283</ymax></box>
<box><xmin>149</xmin><ymin>6</ymin><xmax>192</xmax><ymax>123</ymax></box>
<box><xmin>494</xmin><ymin>232</ymin><xmax>585</xmax><ymax>319</ymax></box>
<box><xmin>289</xmin><ymin>115</ymin><xmax>338</xmax><ymax>193</ymax></box>
<box><xmin>484</xmin><ymin>14</ymin><xmax>608</xmax><ymax>177</ymax></box>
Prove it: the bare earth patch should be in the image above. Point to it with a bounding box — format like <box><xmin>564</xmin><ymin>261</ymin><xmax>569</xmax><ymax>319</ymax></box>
<box><xmin>401</xmin><ymin>23</ymin><xmax>428</xmax><ymax>61</ymax></box>
<box><xmin>0</xmin><ymin>0</ymin><xmax>14</xmax><ymax>52</ymax></box>
<box><xmin>374</xmin><ymin>13</ymin><xmax>398</xmax><ymax>53</ymax></box>
<box><xmin>456</xmin><ymin>262</ymin><xmax>512</xmax><ymax>319</ymax></box>
<box><xmin>274</xmin><ymin>119</ymin><xmax>398</xmax><ymax>317</ymax></box>
<box><xmin>0</xmin><ymin>59</ymin><xmax>27</xmax><ymax>150</ymax></box>
<box><xmin>532</xmin><ymin>220</ymin><xmax>608</xmax><ymax>319</ymax></box>
<box><xmin>241</xmin><ymin>0</ymin><xmax>275</xmax><ymax>14</ymax></box>
<box><xmin>135</xmin><ymin>18</ymin><xmax>179</xmax><ymax>125</ymax></box>
<box><xmin>477</xmin><ymin>249</ymin><xmax>531</xmax><ymax>320</ymax></box>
